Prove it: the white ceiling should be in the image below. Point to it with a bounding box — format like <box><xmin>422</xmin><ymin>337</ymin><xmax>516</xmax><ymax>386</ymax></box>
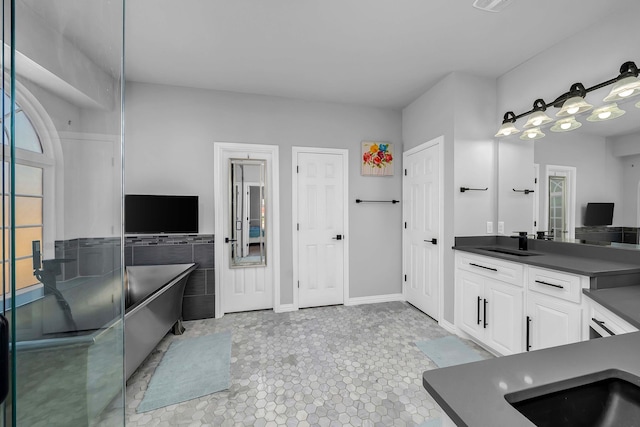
<box><xmin>122</xmin><ymin>0</ymin><xmax>636</xmax><ymax>110</ymax></box>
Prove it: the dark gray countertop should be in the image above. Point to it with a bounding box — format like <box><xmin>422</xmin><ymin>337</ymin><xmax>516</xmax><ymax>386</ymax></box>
<box><xmin>422</xmin><ymin>332</ymin><xmax>640</xmax><ymax>427</ymax></box>
<box><xmin>454</xmin><ymin>245</ymin><xmax>640</xmax><ymax>277</ymax></box>
<box><xmin>583</xmin><ymin>286</ymin><xmax>640</xmax><ymax>329</ymax></box>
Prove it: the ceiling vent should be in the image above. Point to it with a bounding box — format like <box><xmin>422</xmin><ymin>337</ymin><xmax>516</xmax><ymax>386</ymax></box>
<box><xmin>472</xmin><ymin>0</ymin><xmax>513</xmax><ymax>13</ymax></box>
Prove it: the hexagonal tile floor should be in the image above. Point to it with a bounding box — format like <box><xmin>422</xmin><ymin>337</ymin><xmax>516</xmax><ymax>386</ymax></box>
<box><xmin>124</xmin><ymin>301</ymin><xmax>491</xmax><ymax>426</ymax></box>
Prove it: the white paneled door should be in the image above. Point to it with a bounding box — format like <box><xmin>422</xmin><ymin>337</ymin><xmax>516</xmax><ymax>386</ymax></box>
<box><xmin>214</xmin><ymin>143</ymin><xmax>278</xmax><ymax>315</ymax></box>
<box><xmin>295</xmin><ymin>149</ymin><xmax>347</xmax><ymax>308</ymax></box>
<box><xmin>403</xmin><ymin>142</ymin><xmax>440</xmax><ymax>319</ymax></box>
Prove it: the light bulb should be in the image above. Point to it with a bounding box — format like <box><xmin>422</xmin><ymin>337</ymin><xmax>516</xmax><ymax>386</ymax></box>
<box><xmin>619</xmin><ymin>88</ymin><xmax>634</xmax><ymax>98</ymax></box>
<box><xmin>527</xmin><ymin>132</ymin><xmax>536</xmax><ymax>139</ymax></box>
<box><xmin>532</xmin><ymin>118</ymin><xmax>542</xmax><ymax>126</ymax></box>
<box><xmin>567</xmin><ymin>106</ymin><xmax>579</xmax><ymax>114</ymax></box>
<box><xmin>561</xmin><ymin>122</ymin><xmax>571</xmax><ymax>130</ymax></box>
<box><xmin>598</xmin><ymin>111</ymin><xmax>612</xmax><ymax>119</ymax></box>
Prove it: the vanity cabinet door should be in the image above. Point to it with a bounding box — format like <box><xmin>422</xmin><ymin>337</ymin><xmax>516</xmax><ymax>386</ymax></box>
<box><xmin>457</xmin><ymin>269</ymin><xmax>524</xmax><ymax>355</ymax></box>
<box><xmin>458</xmin><ymin>270</ymin><xmax>484</xmax><ymax>340</ymax></box>
<box><xmin>526</xmin><ymin>292</ymin><xmax>582</xmax><ymax>351</ymax></box>
<box><xmin>484</xmin><ymin>278</ymin><xmax>524</xmax><ymax>355</ymax></box>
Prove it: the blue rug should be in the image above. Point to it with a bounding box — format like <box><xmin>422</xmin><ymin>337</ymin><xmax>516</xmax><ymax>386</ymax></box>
<box><xmin>137</xmin><ymin>331</ymin><xmax>232</xmax><ymax>412</ymax></box>
<box><xmin>419</xmin><ymin>418</ymin><xmax>442</xmax><ymax>427</ymax></box>
<box><xmin>415</xmin><ymin>336</ymin><xmax>484</xmax><ymax>368</ymax></box>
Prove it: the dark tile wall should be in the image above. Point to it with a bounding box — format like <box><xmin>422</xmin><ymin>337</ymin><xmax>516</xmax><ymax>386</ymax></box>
<box><xmin>125</xmin><ymin>234</ymin><xmax>215</xmax><ymax>320</ymax></box>
<box><xmin>55</xmin><ymin>237</ymin><xmax>121</xmax><ymax>281</ymax></box>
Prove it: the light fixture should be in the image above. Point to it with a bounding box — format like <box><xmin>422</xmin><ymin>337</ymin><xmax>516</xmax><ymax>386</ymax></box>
<box><xmin>495</xmin><ymin>61</ymin><xmax>638</xmax><ymax>139</ymax></box>
<box><xmin>551</xmin><ymin>116</ymin><xmax>582</xmax><ymax>132</ymax></box>
<box><xmin>603</xmin><ymin>61</ymin><xmax>640</xmax><ymax>102</ymax></box>
<box><xmin>495</xmin><ymin>111</ymin><xmax>520</xmax><ymax>137</ymax></box>
<box><xmin>519</xmin><ymin>127</ymin><xmax>545</xmax><ymax>140</ymax></box>
<box><xmin>523</xmin><ymin>99</ymin><xmax>553</xmax><ymax>129</ymax></box>
<box><xmin>586</xmin><ymin>103</ymin><xmax>625</xmax><ymax>122</ymax></box>
<box><xmin>636</xmin><ymin>100</ymin><xmax>640</xmax><ymax>109</ymax></box>
<box><xmin>556</xmin><ymin>83</ymin><xmax>593</xmax><ymax>117</ymax></box>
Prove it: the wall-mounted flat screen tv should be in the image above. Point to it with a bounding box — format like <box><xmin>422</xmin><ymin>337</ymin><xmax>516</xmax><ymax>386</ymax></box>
<box><xmin>125</xmin><ymin>195</ymin><xmax>198</xmax><ymax>234</ymax></box>
<box><xmin>583</xmin><ymin>202</ymin><xmax>614</xmax><ymax>226</ymax></box>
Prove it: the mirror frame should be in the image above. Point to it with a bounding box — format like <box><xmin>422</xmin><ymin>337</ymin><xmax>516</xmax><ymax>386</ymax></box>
<box><xmin>228</xmin><ymin>158</ymin><xmax>267</xmax><ymax>267</ymax></box>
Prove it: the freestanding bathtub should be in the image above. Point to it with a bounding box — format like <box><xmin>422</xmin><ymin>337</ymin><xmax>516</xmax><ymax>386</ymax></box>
<box><xmin>125</xmin><ymin>263</ymin><xmax>197</xmax><ymax>380</ymax></box>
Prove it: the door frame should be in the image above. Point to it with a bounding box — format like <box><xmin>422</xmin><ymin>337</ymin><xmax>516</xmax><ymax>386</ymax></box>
<box><xmin>213</xmin><ymin>142</ymin><xmax>281</xmax><ymax>318</ymax></box>
<box><xmin>402</xmin><ymin>136</ymin><xmax>444</xmax><ymax>321</ymax></box>
<box><xmin>291</xmin><ymin>146</ymin><xmax>349</xmax><ymax>310</ymax></box>
<box><xmin>543</xmin><ymin>164</ymin><xmax>576</xmax><ymax>239</ymax></box>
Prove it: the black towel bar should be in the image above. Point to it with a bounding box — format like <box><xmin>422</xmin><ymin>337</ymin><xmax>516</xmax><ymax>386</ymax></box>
<box><xmin>355</xmin><ymin>199</ymin><xmax>399</xmax><ymax>204</ymax></box>
<box><xmin>460</xmin><ymin>187</ymin><xmax>488</xmax><ymax>193</ymax></box>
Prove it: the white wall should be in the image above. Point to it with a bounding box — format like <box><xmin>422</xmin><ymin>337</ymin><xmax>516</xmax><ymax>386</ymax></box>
<box><xmin>534</xmin><ymin>132</ymin><xmax>624</xmax><ymax>227</ymax></box>
<box><xmin>621</xmin><ymin>154</ymin><xmax>640</xmax><ymax>227</ymax></box>
<box><xmin>125</xmin><ymin>82</ymin><xmax>403</xmax><ymax>304</ymax></box>
<box><xmin>403</xmin><ymin>72</ymin><xmax>497</xmax><ymax>324</ymax></box>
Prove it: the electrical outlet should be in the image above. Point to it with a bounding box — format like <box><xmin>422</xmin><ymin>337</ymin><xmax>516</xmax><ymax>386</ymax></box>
<box><xmin>497</xmin><ymin>221</ymin><xmax>505</xmax><ymax>234</ymax></box>
<box><xmin>486</xmin><ymin>221</ymin><xmax>493</xmax><ymax>234</ymax></box>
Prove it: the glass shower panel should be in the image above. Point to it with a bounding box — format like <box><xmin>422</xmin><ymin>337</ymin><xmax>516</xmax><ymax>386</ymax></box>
<box><xmin>3</xmin><ymin>1</ymin><xmax>125</xmax><ymax>426</ymax></box>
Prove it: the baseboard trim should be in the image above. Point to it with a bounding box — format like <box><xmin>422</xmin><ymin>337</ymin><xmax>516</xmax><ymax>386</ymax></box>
<box><xmin>439</xmin><ymin>318</ymin><xmax>457</xmax><ymax>334</ymax></box>
<box><xmin>344</xmin><ymin>293</ymin><xmax>405</xmax><ymax>306</ymax></box>
<box><xmin>274</xmin><ymin>304</ymin><xmax>297</xmax><ymax>313</ymax></box>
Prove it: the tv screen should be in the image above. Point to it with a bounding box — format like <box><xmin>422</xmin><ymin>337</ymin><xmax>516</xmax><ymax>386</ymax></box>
<box><xmin>583</xmin><ymin>202</ymin><xmax>614</xmax><ymax>226</ymax></box>
<box><xmin>125</xmin><ymin>195</ymin><xmax>199</xmax><ymax>234</ymax></box>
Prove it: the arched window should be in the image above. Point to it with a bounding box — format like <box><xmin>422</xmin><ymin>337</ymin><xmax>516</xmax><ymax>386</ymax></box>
<box><xmin>3</xmin><ymin>89</ymin><xmax>49</xmax><ymax>294</ymax></box>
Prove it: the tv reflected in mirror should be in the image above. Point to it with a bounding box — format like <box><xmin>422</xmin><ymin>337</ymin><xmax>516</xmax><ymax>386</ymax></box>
<box><xmin>125</xmin><ymin>194</ymin><xmax>199</xmax><ymax>234</ymax></box>
<box><xmin>583</xmin><ymin>202</ymin><xmax>614</xmax><ymax>227</ymax></box>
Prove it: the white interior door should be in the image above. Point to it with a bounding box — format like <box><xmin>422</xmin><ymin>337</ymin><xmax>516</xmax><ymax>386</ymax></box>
<box><xmin>295</xmin><ymin>149</ymin><xmax>347</xmax><ymax>308</ymax></box>
<box><xmin>403</xmin><ymin>143</ymin><xmax>440</xmax><ymax>319</ymax></box>
<box><xmin>214</xmin><ymin>143</ymin><xmax>278</xmax><ymax>315</ymax></box>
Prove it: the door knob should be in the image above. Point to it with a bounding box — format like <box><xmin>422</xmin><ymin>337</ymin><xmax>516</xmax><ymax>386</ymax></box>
<box><xmin>332</xmin><ymin>234</ymin><xmax>343</xmax><ymax>240</ymax></box>
<box><xmin>224</xmin><ymin>237</ymin><xmax>237</xmax><ymax>243</ymax></box>
<box><xmin>424</xmin><ymin>238</ymin><xmax>437</xmax><ymax>245</ymax></box>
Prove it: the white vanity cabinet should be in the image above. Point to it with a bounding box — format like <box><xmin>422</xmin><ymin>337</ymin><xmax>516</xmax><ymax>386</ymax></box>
<box><xmin>455</xmin><ymin>251</ymin><xmax>590</xmax><ymax>356</ymax></box>
<box><xmin>589</xmin><ymin>299</ymin><xmax>638</xmax><ymax>336</ymax></box>
<box><xmin>456</xmin><ymin>253</ymin><xmax>524</xmax><ymax>355</ymax></box>
<box><xmin>524</xmin><ymin>266</ymin><xmax>588</xmax><ymax>351</ymax></box>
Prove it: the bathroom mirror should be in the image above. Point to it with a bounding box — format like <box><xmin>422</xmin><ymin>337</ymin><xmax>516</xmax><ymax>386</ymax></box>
<box><xmin>229</xmin><ymin>159</ymin><xmax>267</xmax><ymax>267</ymax></box>
<box><xmin>498</xmin><ymin>93</ymin><xmax>640</xmax><ymax>249</ymax></box>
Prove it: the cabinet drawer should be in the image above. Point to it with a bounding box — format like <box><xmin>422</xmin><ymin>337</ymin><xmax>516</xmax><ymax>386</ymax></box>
<box><xmin>527</xmin><ymin>267</ymin><xmax>583</xmax><ymax>303</ymax></box>
<box><xmin>590</xmin><ymin>301</ymin><xmax>638</xmax><ymax>335</ymax></box>
<box><xmin>456</xmin><ymin>253</ymin><xmax>524</xmax><ymax>286</ymax></box>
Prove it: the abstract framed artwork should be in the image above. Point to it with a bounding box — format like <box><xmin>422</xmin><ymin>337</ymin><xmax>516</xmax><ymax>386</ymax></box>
<box><xmin>361</xmin><ymin>141</ymin><xmax>393</xmax><ymax>176</ymax></box>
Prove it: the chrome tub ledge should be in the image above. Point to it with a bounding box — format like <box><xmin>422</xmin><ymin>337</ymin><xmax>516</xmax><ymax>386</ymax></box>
<box><xmin>125</xmin><ymin>263</ymin><xmax>197</xmax><ymax>380</ymax></box>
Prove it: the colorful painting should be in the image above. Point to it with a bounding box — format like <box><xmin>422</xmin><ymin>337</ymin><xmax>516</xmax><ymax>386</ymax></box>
<box><xmin>361</xmin><ymin>141</ymin><xmax>393</xmax><ymax>176</ymax></box>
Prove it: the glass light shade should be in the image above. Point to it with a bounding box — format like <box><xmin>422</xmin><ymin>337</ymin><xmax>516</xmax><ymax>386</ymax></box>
<box><xmin>551</xmin><ymin>116</ymin><xmax>582</xmax><ymax>132</ymax></box>
<box><xmin>636</xmin><ymin>100</ymin><xmax>640</xmax><ymax>109</ymax></box>
<box><xmin>519</xmin><ymin>127</ymin><xmax>545</xmax><ymax>140</ymax></box>
<box><xmin>523</xmin><ymin>110</ymin><xmax>553</xmax><ymax>129</ymax></box>
<box><xmin>495</xmin><ymin>121</ymin><xmax>520</xmax><ymax>137</ymax></box>
<box><xmin>603</xmin><ymin>76</ymin><xmax>640</xmax><ymax>102</ymax></box>
<box><xmin>586</xmin><ymin>103</ymin><xmax>626</xmax><ymax>122</ymax></box>
<box><xmin>556</xmin><ymin>96</ymin><xmax>593</xmax><ymax>117</ymax></box>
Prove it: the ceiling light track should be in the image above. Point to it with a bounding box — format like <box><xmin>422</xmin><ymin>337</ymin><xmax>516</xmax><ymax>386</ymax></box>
<box><xmin>495</xmin><ymin>61</ymin><xmax>640</xmax><ymax>139</ymax></box>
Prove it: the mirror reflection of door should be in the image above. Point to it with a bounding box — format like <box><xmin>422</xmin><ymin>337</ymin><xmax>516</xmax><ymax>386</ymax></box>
<box><xmin>548</xmin><ymin>175</ymin><xmax>567</xmax><ymax>237</ymax></box>
<box><xmin>230</xmin><ymin>159</ymin><xmax>266</xmax><ymax>267</ymax></box>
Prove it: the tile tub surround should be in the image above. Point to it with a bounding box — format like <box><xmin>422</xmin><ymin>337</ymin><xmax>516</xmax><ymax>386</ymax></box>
<box><xmin>125</xmin><ymin>234</ymin><xmax>215</xmax><ymax>320</ymax></box>
<box><xmin>124</xmin><ymin>302</ymin><xmax>492</xmax><ymax>427</ymax></box>
<box><xmin>55</xmin><ymin>237</ymin><xmax>121</xmax><ymax>282</ymax></box>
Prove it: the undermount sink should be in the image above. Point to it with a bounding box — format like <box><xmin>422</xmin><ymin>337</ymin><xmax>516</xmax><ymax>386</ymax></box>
<box><xmin>505</xmin><ymin>370</ymin><xmax>640</xmax><ymax>427</ymax></box>
<box><xmin>482</xmin><ymin>248</ymin><xmax>541</xmax><ymax>257</ymax></box>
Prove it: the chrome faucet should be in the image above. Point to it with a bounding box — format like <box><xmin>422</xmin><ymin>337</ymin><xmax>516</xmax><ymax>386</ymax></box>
<box><xmin>511</xmin><ymin>231</ymin><xmax>529</xmax><ymax>251</ymax></box>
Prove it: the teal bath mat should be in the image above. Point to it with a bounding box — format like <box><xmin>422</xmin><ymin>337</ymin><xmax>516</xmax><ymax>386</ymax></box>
<box><xmin>419</xmin><ymin>418</ymin><xmax>442</xmax><ymax>427</ymax></box>
<box><xmin>415</xmin><ymin>336</ymin><xmax>484</xmax><ymax>368</ymax></box>
<box><xmin>137</xmin><ymin>331</ymin><xmax>232</xmax><ymax>412</ymax></box>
